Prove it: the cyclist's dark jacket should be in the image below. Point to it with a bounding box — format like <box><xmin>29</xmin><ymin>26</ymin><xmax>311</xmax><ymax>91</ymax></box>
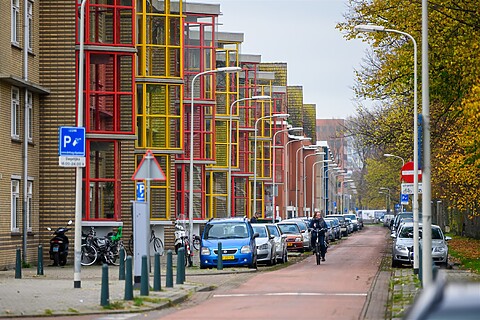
<box><xmin>309</xmin><ymin>217</ymin><xmax>327</xmax><ymax>235</ymax></box>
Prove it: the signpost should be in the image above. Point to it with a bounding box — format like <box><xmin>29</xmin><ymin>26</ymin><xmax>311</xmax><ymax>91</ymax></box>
<box><xmin>59</xmin><ymin>127</ymin><xmax>86</xmax><ymax>167</ymax></box>
<box><xmin>401</xmin><ymin>161</ymin><xmax>422</xmax><ymax>183</ymax></box>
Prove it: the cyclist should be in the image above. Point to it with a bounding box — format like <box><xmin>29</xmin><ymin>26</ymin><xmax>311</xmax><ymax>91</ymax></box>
<box><xmin>309</xmin><ymin>212</ymin><xmax>328</xmax><ymax>261</ymax></box>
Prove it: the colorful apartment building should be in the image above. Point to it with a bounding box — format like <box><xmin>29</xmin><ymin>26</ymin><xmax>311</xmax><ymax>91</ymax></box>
<box><xmin>0</xmin><ymin>0</ymin><xmax>332</xmax><ymax>270</ymax></box>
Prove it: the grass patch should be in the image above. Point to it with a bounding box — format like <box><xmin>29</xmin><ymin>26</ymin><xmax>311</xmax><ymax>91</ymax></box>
<box><xmin>67</xmin><ymin>308</ymin><xmax>79</xmax><ymax>313</ymax></box>
<box><xmin>102</xmin><ymin>300</ymin><xmax>125</xmax><ymax>310</ymax></box>
<box><xmin>44</xmin><ymin>309</ymin><xmax>53</xmax><ymax>315</ymax></box>
<box><xmin>446</xmin><ymin>235</ymin><xmax>480</xmax><ymax>274</ymax></box>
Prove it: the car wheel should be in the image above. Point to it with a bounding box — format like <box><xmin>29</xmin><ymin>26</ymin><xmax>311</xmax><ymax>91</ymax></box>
<box><xmin>392</xmin><ymin>258</ymin><xmax>400</xmax><ymax>268</ymax></box>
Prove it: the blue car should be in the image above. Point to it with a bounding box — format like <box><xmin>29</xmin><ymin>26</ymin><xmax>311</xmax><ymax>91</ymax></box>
<box><xmin>199</xmin><ymin>218</ymin><xmax>259</xmax><ymax>269</ymax></box>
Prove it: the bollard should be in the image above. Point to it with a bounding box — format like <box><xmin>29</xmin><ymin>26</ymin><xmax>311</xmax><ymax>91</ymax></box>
<box><xmin>176</xmin><ymin>247</ymin><xmax>185</xmax><ymax>284</ymax></box>
<box><xmin>15</xmin><ymin>248</ymin><xmax>22</xmax><ymax>279</ymax></box>
<box><xmin>124</xmin><ymin>256</ymin><xmax>133</xmax><ymax>300</ymax></box>
<box><xmin>119</xmin><ymin>248</ymin><xmax>125</xmax><ymax>280</ymax></box>
<box><xmin>140</xmin><ymin>255</ymin><xmax>149</xmax><ymax>296</ymax></box>
<box><xmin>100</xmin><ymin>264</ymin><xmax>110</xmax><ymax>306</ymax></box>
<box><xmin>37</xmin><ymin>245</ymin><xmax>44</xmax><ymax>276</ymax></box>
<box><xmin>217</xmin><ymin>242</ymin><xmax>223</xmax><ymax>270</ymax></box>
<box><xmin>153</xmin><ymin>252</ymin><xmax>161</xmax><ymax>291</ymax></box>
<box><xmin>166</xmin><ymin>250</ymin><xmax>173</xmax><ymax>288</ymax></box>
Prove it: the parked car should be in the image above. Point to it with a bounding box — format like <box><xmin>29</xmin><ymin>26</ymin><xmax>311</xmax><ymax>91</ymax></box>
<box><xmin>325</xmin><ymin>217</ymin><xmax>342</xmax><ymax>240</ymax></box>
<box><xmin>283</xmin><ymin>218</ymin><xmax>311</xmax><ymax>251</ymax></box>
<box><xmin>345</xmin><ymin>217</ymin><xmax>354</xmax><ymax>234</ymax></box>
<box><xmin>200</xmin><ymin>217</ymin><xmax>259</xmax><ymax>269</ymax></box>
<box><xmin>344</xmin><ymin>213</ymin><xmax>359</xmax><ymax>231</ymax></box>
<box><xmin>265</xmin><ymin>223</ymin><xmax>288</xmax><ymax>264</ymax></box>
<box><xmin>404</xmin><ymin>272</ymin><xmax>480</xmax><ymax>319</ymax></box>
<box><xmin>251</xmin><ymin>224</ymin><xmax>277</xmax><ymax>266</ymax></box>
<box><xmin>276</xmin><ymin>222</ymin><xmax>304</xmax><ymax>252</ymax></box>
<box><xmin>324</xmin><ymin>219</ymin><xmax>335</xmax><ymax>242</ymax></box>
<box><xmin>391</xmin><ymin>212</ymin><xmax>414</xmax><ymax>234</ymax></box>
<box><xmin>326</xmin><ymin>214</ymin><xmax>349</xmax><ymax>237</ymax></box>
<box><xmin>391</xmin><ymin>222</ymin><xmax>450</xmax><ymax>268</ymax></box>
<box><xmin>383</xmin><ymin>214</ymin><xmax>395</xmax><ymax>228</ymax></box>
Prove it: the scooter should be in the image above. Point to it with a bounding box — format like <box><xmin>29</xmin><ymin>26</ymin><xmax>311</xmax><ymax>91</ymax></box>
<box><xmin>47</xmin><ymin>220</ymin><xmax>73</xmax><ymax>266</ymax></box>
<box><xmin>174</xmin><ymin>221</ymin><xmax>193</xmax><ymax>267</ymax></box>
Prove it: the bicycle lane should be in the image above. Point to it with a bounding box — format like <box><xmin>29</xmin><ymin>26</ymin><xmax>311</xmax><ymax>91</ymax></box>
<box><xmin>156</xmin><ymin>226</ymin><xmax>388</xmax><ymax>320</ymax></box>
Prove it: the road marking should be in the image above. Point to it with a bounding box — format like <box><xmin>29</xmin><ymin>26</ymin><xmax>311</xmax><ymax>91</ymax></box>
<box><xmin>214</xmin><ymin>292</ymin><xmax>368</xmax><ymax>298</ymax></box>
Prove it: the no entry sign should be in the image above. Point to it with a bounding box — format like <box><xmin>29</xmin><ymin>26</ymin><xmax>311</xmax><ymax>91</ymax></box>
<box><xmin>401</xmin><ymin>161</ymin><xmax>422</xmax><ymax>183</ymax></box>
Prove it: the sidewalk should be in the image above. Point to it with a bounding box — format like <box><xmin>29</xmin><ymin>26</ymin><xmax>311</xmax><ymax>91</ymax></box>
<box><xmin>0</xmin><ymin>260</ymin><xmax>256</xmax><ymax>318</ymax></box>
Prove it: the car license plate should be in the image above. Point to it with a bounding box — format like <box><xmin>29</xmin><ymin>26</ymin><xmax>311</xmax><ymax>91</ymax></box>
<box><xmin>287</xmin><ymin>243</ymin><xmax>293</xmax><ymax>246</ymax></box>
<box><xmin>53</xmin><ymin>246</ymin><xmax>59</xmax><ymax>252</ymax></box>
<box><xmin>222</xmin><ymin>255</ymin><xmax>234</xmax><ymax>260</ymax></box>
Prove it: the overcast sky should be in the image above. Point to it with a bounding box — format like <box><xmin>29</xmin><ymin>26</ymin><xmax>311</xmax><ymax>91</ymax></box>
<box><xmin>188</xmin><ymin>0</ymin><xmax>370</xmax><ymax>119</ymax></box>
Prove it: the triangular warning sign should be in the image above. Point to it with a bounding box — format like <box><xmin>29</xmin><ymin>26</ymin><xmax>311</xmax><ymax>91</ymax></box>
<box><xmin>132</xmin><ymin>150</ymin><xmax>166</xmax><ymax>181</ymax></box>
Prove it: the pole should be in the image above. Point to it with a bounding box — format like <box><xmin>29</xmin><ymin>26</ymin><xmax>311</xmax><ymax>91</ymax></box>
<box><xmin>294</xmin><ymin>146</ymin><xmax>304</xmax><ymax>218</ymax></box>
<box><xmin>421</xmin><ymin>0</ymin><xmax>432</xmax><ymax>287</ymax></box>
<box><xmin>303</xmin><ymin>152</ymin><xmax>323</xmax><ymax>218</ymax></box>
<box><xmin>189</xmin><ymin>67</ymin><xmax>241</xmax><ymax>258</ymax></box>
<box><xmin>227</xmin><ymin>96</ymin><xmax>270</xmax><ymax>217</ymax></box>
<box><xmin>74</xmin><ymin>0</ymin><xmax>87</xmax><ymax>289</ymax></box>
<box><xmin>252</xmin><ymin>114</ymin><xmax>288</xmax><ymax>217</ymax></box>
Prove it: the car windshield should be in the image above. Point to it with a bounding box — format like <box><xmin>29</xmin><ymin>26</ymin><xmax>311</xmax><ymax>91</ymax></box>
<box><xmin>277</xmin><ymin>224</ymin><xmax>299</xmax><ymax>234</ymax></box>
<box><xmin>266</xmin><ymin>225</ymin><xmax>280</xmax><ymax>237</ymax></box>
<box><xmin>399</xmin><ymin>226</ymin><xmax>444</xmax><ymax>240</ymax></box>
<box><xmin>204</xmin><ymin>223</ymin><xmax>249</xmax><ymax>239</ymax></box>
<box><xmin>252</xmin><ymin>226</ymin><xmax>268</xmax><ymax>238</ymax></box>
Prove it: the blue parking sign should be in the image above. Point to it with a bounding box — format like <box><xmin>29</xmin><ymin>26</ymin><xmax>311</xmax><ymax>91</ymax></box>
<box><xmin>59</xmin><ymin>127</ymin><xmax>85</xmax><ymax>156</ymax></box>
<box><xmin>136</xmin><ymin>182</ymin><xmax>145</xmax><ymax>202</ymax></box>
<box><xmin>401</xmin><ymin>194</ymin><xmax>409</xmax><ymax>205</ymax></box>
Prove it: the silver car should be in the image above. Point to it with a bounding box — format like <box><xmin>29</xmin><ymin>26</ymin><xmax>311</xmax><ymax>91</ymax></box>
<box><xmin>391</xmin><ymin>222</ymin><xmax>451</xmax><ymax>268</ymax></box>
<box><xmin>252</xmin><ymin>224</ymin><xmax>277</xmax><ymax>265</ymax></box>
<box><xmin>265</xmin><ymin>223</ymin><xmax>288</xmax><ymax>264</ymax></box>
<box><xmin>283</xmin><ymin>218</ymin><xmax>311</xmax><ymax>251</ymax></box>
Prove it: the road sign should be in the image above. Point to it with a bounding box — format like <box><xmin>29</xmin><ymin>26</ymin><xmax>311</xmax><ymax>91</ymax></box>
<box><xmin>401</xmin><ymin>194</ymin><xmax>409</xmax><ymax>205</ymax></box>
<box><xmin>136</xmin><ymin>182</ymin><xmax>145</xmax><ymax>202</ymax></box>
<box><xmin>59</xmin><ymin>127</ymin><xmax>85</xmax><ymax>156</ymax></box>
<box><xmin>132</xmin><ymin>150</ymin><xmax>166</xmax><ymax>181</ymax></box>
<box><xmin>59</xmin><ymin>156</ymin><xmax>86</xmax><ymax>167</ymax></box>
<box><xmin>401</xmin><ymin>183</ymin><xmax>423</xmax><ymax>195</ymax></box>
<box><xmin>401</xmin><ymin>161</ymin><xmax>422</xmax><ymax>183</ymax></box>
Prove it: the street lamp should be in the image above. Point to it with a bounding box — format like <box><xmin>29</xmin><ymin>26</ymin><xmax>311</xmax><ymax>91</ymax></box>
<box><xmin>252</xmin><ymin>113</ymin><xmax>290</xmax><ymax>217</ymax></box>
<box><xmin>227</xmin><ymin>95</ymin><xmax>271</xmax><ymax>217</ymax></box>
<box><xmin>284</xmin><ymin>135</ymin><xmax>309</xmax><ymax>218</ymax></box>
<box><xmin>271</xmin><ymin>127</ymin><xmax>303</xmax><ymax>222</ymax></box>
<box><xmin>355</xmin><ymin>24</ymin><xmax>420</xmax><ymax>275</ymax></box>
<box><xmin>384</xmin><ymin>153</ymin><xmax>406</xmax><ymax>167</ymax></box>
<box><xmin>340</xmin><ymin>179</ymin><xmax>353</xmax><ymax>214</ymax></box>
<box><xmin>189</xmin><ymin>66</ymin><xmax>241</xmax><ymax>257</ymax></box>
<box><xmin>380</xmin><ymin>187</ymin><xmax>391</xmax><ymax>214</ymax></box>
<box><xmin>311</xmin><ymin>159</ymin><xmax>332</xmax><ymax>215</ymax></box>
<box><xmin>303</xmin><ymin>151</ymin><xmax>324</xmax><ymax>217</ymax></box>
<box><xmin>294</xmin><ymin>141</ymin><xmax>312</xmax><ymax>218</ymax></box>
<box><xmin>323</xmin><ymin>164</ymin><xmax>338</xmax><ymax>214</ymax></box>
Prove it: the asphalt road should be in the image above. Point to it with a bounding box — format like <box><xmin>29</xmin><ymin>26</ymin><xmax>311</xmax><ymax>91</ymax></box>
<box><xmin>146</xmin><ymin>225</ymin><xmax>387</xmax><ymax>320</ymax></box>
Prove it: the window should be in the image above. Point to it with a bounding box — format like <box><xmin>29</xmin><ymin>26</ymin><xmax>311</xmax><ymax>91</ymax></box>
<box><xmin>27</xmin><ymin>1</ymin><xmax>33</xmax><ymax>51</ymax></box>
<box><xmin>27</xmin><ymin>91</ymin><xmax>33</xmax><ymax>141</ymax></box>
<box><xmin>27</xmin><ymin>181</ymin><xmax>32</xmax><ymax>231</ymax></box>
<box><xmin>11</xmin><ymin>87</ymin><xmax>20</xmax><ymax>139</ymax></box>
<box><xmin>11</xmin><ymin>0</ymin><xmax>19</xmax><ymax>45</ymax></box>
<box><xmin>11</xmin><ymin>179</ymin><xmax>20</xmax><ymax>232</ymax></box>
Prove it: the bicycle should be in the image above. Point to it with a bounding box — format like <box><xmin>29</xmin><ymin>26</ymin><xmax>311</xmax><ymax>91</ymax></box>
<box><xmin>81</xmin><ymin>226</ymin><xmax>126</xmax><ymax>266</ymax></box>
<box><xmin>127</xmin><ymin>229</ymin><xmax>164</xmax><ymax>256</ymax></box>
<box><xmin>312</xmin><ymin>227</ymin><xmax>326</xmax><ymax>265</ymax></box>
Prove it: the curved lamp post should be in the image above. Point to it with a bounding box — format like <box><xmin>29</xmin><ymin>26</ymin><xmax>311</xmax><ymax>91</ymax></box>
<box><xmin>355</xmin><ymin>24</ymin><xmax>421</xmax><ymax>274</ymax></box>
<box><xmin>189</xmin><ymin>66</ymin><xmax>241</xmax><ymax>256</ymax></box>
<box><xmin>323</xmin><ymin>164</ymin><xmax>338</xmax><ymax>214</ymax></box>
<box><xmin>303</xmin><ymin>151</ymin><xmax>324</xmax><ymax>217</ymax></box>
<box><xmin>227</xmin><ymin>95</ymin><xmax>271</xmax><ymax>217</ymax></box>
<box><xmin>284</xmin><ymin>135</ymin><xmax>309</xmax><ymax>218</ymax></box>
<box><xmin>252</xmin><ymin>113</ymin><xmax>289</xmax><ymax>217</ymax></box>
<box><xmin>311</xmin><ymin>159</ymin><xmax>332</xmax><ymax>215</ymax></box>
<box><xmin>271</xmin><ymin>127</ymin><xmax>303</xmax><ymax>222</ymax></box>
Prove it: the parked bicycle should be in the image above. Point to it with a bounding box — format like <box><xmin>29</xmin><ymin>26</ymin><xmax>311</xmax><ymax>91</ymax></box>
<box><xmin>127</xmin><ymin>229</ymin><xmax>164</xmax><ymax>257</ymax></box>
<box><xmin>81</xmin><ymin>226</ymin><xmax>126</xmax><ymax>266</ymax></box>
